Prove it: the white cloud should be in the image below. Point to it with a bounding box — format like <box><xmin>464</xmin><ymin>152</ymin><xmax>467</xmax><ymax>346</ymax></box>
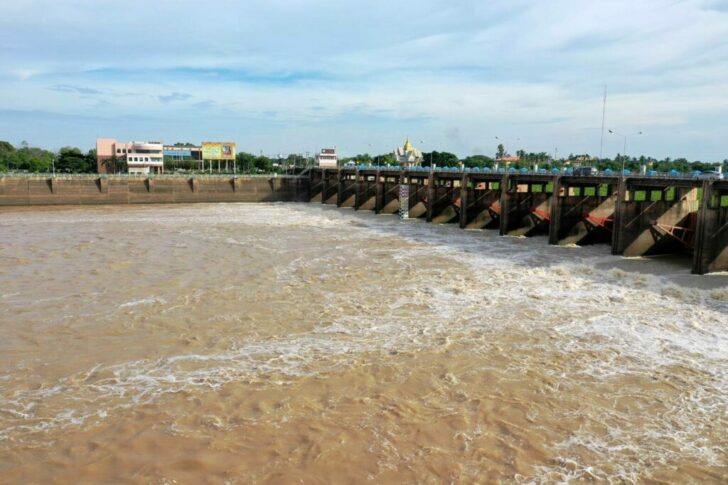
<box><xmin>0</xmin><ymin>0</ymin><xmax>727</xmax><ymax>160</ymax></box>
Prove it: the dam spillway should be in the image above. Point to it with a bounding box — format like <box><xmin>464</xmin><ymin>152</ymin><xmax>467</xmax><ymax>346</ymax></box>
<box><xmin>1</xmin><ymin>169</ymin><xmax>726</xmax><ymax>274</ymax></box>
<box><xmin>309</xmin><ymin>167</ymin><xmax>728</xmax><ymax>275</ymax></box>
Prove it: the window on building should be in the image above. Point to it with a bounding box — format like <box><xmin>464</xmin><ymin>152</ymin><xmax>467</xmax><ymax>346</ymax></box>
<box><xmin>116</xmin><ymin>148</ymin><xmax>121</xmax><ymax>154</ymax></box>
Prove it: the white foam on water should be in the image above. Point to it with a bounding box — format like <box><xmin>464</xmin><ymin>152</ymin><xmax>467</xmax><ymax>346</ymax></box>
<box><xmin>118</xmin><ymin>297</ymin><xmax>167</xmax><ymax>308</ymax></box>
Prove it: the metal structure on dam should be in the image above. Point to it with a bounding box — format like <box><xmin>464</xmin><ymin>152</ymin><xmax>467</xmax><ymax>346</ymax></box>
<box><xmin>309</xmin><ymin>167</ymin><xmax>728</xmax><ymax>275</ymax></box>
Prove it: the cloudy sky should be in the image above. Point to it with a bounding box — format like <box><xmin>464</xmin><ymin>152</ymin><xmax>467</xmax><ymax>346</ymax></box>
<box><xmin>1</xmin><ymin>0</ymin><xmax>728</xmax><ymax>160</ymax></box>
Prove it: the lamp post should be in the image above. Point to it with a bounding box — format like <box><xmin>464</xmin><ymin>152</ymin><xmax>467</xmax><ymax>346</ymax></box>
<box><xmin>608</xmin><ymin>130</ymin><xmax>642</xmax><ymax>176</ymax></box>
<box><xmin>494</xmin><ymin>136</ymin><xmax>506</xmax><ymax>158</ymax></box>
<box><xmin>495</xmin><ymin>136</ymin><xmax>521</xmax><ymax>169</ymax></box>
<box><xmin>420</xmin><ymin>140</ymin><xmax>433</xmax><ymax>170</ymax></box>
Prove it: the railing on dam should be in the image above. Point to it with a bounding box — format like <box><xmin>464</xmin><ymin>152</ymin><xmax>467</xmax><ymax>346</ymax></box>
<box><xmin>0</xmin><ymin>172</ymin><xmax>301</xmax><ymax>179</ymax></box>
<box><xmin>336</xmin><ymin>164</ymin><xmax>722</xmax><ymax>180</ymax></box>
<box><xmin>309</xmin><ymin>167</ymin><xmax>728</xmax><ymax>275</ymax></box>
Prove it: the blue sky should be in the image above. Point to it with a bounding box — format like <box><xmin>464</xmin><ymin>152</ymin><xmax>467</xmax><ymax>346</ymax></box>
<box><xmin>1</xmin><ymin>0</ymin><xmax>728</xmax><ymax>161</ymax></box>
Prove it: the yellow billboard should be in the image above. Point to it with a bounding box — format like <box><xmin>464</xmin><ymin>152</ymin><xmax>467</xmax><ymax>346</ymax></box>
<box><xmin>202</xmin><ymin>142</ymin><xmax>236</xmax><ymax>160</ymax></box>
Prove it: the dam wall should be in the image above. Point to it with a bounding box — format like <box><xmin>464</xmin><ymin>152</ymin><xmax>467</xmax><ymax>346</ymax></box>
<box><xmin>0</xmin><ymin>174</ymin><xmax>309</xmax><ymax>206</ymax></box>
<box><xmin>311</xmin><ymin>167</ymin><xmax>728</xmax><ymax>275</ymax></box>
<box><xmin>2</xmin><ymin>170</ymin><xmax>726</xmax><ymax>275</ymax></box>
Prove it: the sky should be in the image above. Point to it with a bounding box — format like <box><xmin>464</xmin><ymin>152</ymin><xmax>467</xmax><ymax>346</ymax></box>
<box><xmin>1</xmin><ymin>0</ymin><xmax>728</xmax><ymax>161</ymax></box>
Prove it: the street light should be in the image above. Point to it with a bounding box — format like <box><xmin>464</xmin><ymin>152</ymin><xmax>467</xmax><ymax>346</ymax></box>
<box><xmin>495</xmin><ymin>136</ymin><xmax>521</xmax><ymax>170</ymax></box>
<box><xmin>608</xmin><ymin>129</ymin><xmax>642</xmax><ymax>176</ymax></box>
<box><xmin>367</xmin><ymin>143</ymin><xmax>379</xmax><ymax>167</ymax></box>
<box><xmin>494</xmin><ymin>136</ymin><xmax>506</xmax><ymax>157</ymax></box>
<box><xmin>420</xmin><ymin>140</ymin><xmax>433</xmax><ymax>169</ymax></box>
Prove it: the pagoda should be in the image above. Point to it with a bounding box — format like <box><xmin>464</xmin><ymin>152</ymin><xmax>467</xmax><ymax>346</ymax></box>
<box><xmin>393</xmin><ymin>137</ymin><xmax>423</xmax><ymax>167</ymax></box>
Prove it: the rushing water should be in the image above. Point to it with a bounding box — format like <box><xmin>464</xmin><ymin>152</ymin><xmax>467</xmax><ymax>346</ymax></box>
<box><xmin>0</xmin><ymin>203</ymin><xmax>726</xmax><ymax>483</ymax></box>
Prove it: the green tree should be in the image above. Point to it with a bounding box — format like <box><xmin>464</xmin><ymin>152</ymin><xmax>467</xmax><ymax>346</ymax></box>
<box><xmin>286</xmin><ymin>153</ymin><xmax>307</xmax><ymax>167</ymax></box>
<box><xmin>56</xmin><ymin>147</ymin><xmax>94</xmax><ymax>173</ymax></box>
<box><xmin>421</xmin><ymin>151</ymin><xmax>459</xmax><ymax>167</ymax></box>
<box><xmin>461</xmin><ymin>155</ymin><xmax>495</xmax><ymax>169</ymax></box>
<box><xmin>86</xmin><ymin>148</ymin><xmax>97</xmax><ymax>172</ymax></box>
<box><xmin>345</xmin><ymin>153</ymin><xmax>373</xmax><ymax>165</ymax></box>
<box><xmin>377</xmin><ymin>153</ymin><xmax>397</xmax><ymax>166</ymax></box>
<box><xmin>496</xmin><ymin>144</ymin><xmax>505</xmax><ymax>159</ymax></box>
<box><xmin>10</xmin><ymin>145</ymin><xmax>53</xmax><ymax>172</ymax></box>
<box><xmin>0</xmin><ymin>140</ymin><xmax>15</xmax><ymax>172</ymax></box>
<box><xmin>253</xmin><ymin>155</ymin><xmax>273</xmax><ymax>172</ymax></box>
<box><xmin>236</xmin><ymin>152</ymin><xmax>257</xmax><ymax>173</ymax></box>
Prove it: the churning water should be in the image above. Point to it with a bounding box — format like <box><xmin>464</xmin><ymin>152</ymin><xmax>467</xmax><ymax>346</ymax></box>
<box><xmin>0</xmin><ymin>203</ymin><xmax>726</xmax><ymax>483</ymax></box>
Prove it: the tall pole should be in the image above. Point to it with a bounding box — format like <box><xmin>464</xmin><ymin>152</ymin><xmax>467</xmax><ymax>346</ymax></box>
<box><xmin>599</xmin><ymin>84</ymin><xmax>607</xmax><ymax>161</ymax></box>
<box><xmin>609</xmin><ymin>129</ymin><xmax>641</xmax><ymax>177</ymax></box>
<box><xmin>420</xmin><ymin>140</ymin><xmax>427</xmax><ymax>170</ymax></box>
<box><xmin>495</xmin><ymin>136</ymin><xmax>507</xmax><ymax>158</ymax></box>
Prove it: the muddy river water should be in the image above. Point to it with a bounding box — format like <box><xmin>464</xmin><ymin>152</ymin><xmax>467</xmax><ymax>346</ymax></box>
<box><xmin>0</xmin><ymin>203</ymin><xmax>726</xmax><ymax>483</ymax></box>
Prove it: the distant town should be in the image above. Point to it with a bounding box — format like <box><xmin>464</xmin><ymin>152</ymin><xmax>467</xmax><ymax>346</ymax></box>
<box><xmin>0</xmin><ymin>137</ymin><xmax>725</xmax><ymax>177</ymax></box>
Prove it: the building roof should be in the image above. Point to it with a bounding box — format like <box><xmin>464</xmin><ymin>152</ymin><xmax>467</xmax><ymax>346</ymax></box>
<box><xmin>403</xmin><ymin>137</ymin><xmax>414</xmax><ymax>152</ymax></box>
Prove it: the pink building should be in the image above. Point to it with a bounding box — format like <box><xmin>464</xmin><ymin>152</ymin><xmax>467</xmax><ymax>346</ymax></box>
<box><xmin>96</xmin><ymin>138</ymin><xmax>164</xmax><ymax>174</ymax></box>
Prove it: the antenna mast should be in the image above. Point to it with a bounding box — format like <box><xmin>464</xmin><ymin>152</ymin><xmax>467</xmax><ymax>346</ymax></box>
<box><xmin>599</xmin><ymin>84</ymin><xmax>607</xmax><ymax>160</ymax></box>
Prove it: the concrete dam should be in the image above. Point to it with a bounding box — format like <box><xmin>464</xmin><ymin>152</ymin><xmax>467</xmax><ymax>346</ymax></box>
<box><xmin>0</xmin><ymin>174</ymin><xmax>309</xmax><ymax>205</ymax></box>
<box><xmin>309</xmin><ymin>167</ymin><xmax>728</xmax><ymax>275</ymax></box>
<box><xmin>1</xmin><ymin>169</ymin><xmax>727</xmax><ymax>274</ymax></box>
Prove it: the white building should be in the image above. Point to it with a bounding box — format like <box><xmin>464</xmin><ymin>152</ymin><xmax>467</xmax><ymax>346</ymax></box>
<box><xmin>315</xmin><ymin>148</ymin><xmax>338</xmax><ymax>168</ymax></box>
<box><xmin>126</xmin><ymin>141</ymin><xmax>164</xmax><ymax>174</ymax></box>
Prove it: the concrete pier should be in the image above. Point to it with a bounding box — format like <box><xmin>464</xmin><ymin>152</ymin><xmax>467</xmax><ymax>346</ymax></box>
<box><xmin>321</xmin><ymin>169</ymin><xmax>339</xmax><ymax>205</ymax></box>
<box><xmin>549</xmin><ymin>176</ymin><xmax>619</xmax><ymax>246</ymax></box>
<box><xmin>693</xmin><ymin>180</ymin><xmax>728</xmax><ymax>274</ymax></box>
<box><xmin>427</xmin><ymin>171</ymin><xmax>463</xmax><ymax>224</ymax></box>
<box><xmin>499</xmin><ymin>173</ymin><xmax>553</xmax><ymax>237</ymax></box>
<box><xmin>612</xmin><ymin>178</ymin><xmax>702</xmax><ymax>259</ymax></box>
<box><xmin>460</xmin><ymin>173</ymin><xmax>504</xmax><ymax>230</ymax></box>
<box><xmin>354</xmin><ymin>169</ymin><xmax>378</xmax><ymax>211</ymax></box>
<box><xmin>310</xmin><ymin>168</ymin><xmax>728</xmax><ymax>274</ymax></box>
<box><xmin>337</xmin><ymin>170</ymin><xmax>357</xmax><ymax>208</ymax></box>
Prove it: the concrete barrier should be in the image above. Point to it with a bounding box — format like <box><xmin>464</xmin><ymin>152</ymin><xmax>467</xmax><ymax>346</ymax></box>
<box><xmin>0</xmin><ymin>174</ymin><xmax>309</xmax><ymax>206</ymax></box>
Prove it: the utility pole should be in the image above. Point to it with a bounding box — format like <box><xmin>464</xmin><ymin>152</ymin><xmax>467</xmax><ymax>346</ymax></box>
<box><xmin>599</xmin><ymin>84</ymin><xmax>607</xmax><ymax>161</ymax></box>
<box><xmin>609</xmin><ymin>129</ymin><xmax>642</xmax><ymax>177</ymax></box>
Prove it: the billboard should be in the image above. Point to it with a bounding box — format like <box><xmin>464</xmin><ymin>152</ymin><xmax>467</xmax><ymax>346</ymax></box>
<box><xmin>202</xmin><ymin>142</ymin><xmax>236</xmax><ymax>160</ymax></box>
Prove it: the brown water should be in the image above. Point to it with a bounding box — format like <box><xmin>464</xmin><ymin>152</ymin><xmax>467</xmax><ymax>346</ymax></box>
<box><xmin>1</xmin><ymin>203</ymin><xmax>726</xmax><ymax>484</ymax></box>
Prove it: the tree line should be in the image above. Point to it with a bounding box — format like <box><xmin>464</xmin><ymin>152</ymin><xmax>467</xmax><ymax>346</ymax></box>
<box><xmin>1</xmin><ymin>140</ymin><xmax>725</xmax><ymax>175</ymax></box>
<box><xmin>0</xmin><ymin>141</ymin><xmax>96</xmax><ymax>173</ymax></box>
